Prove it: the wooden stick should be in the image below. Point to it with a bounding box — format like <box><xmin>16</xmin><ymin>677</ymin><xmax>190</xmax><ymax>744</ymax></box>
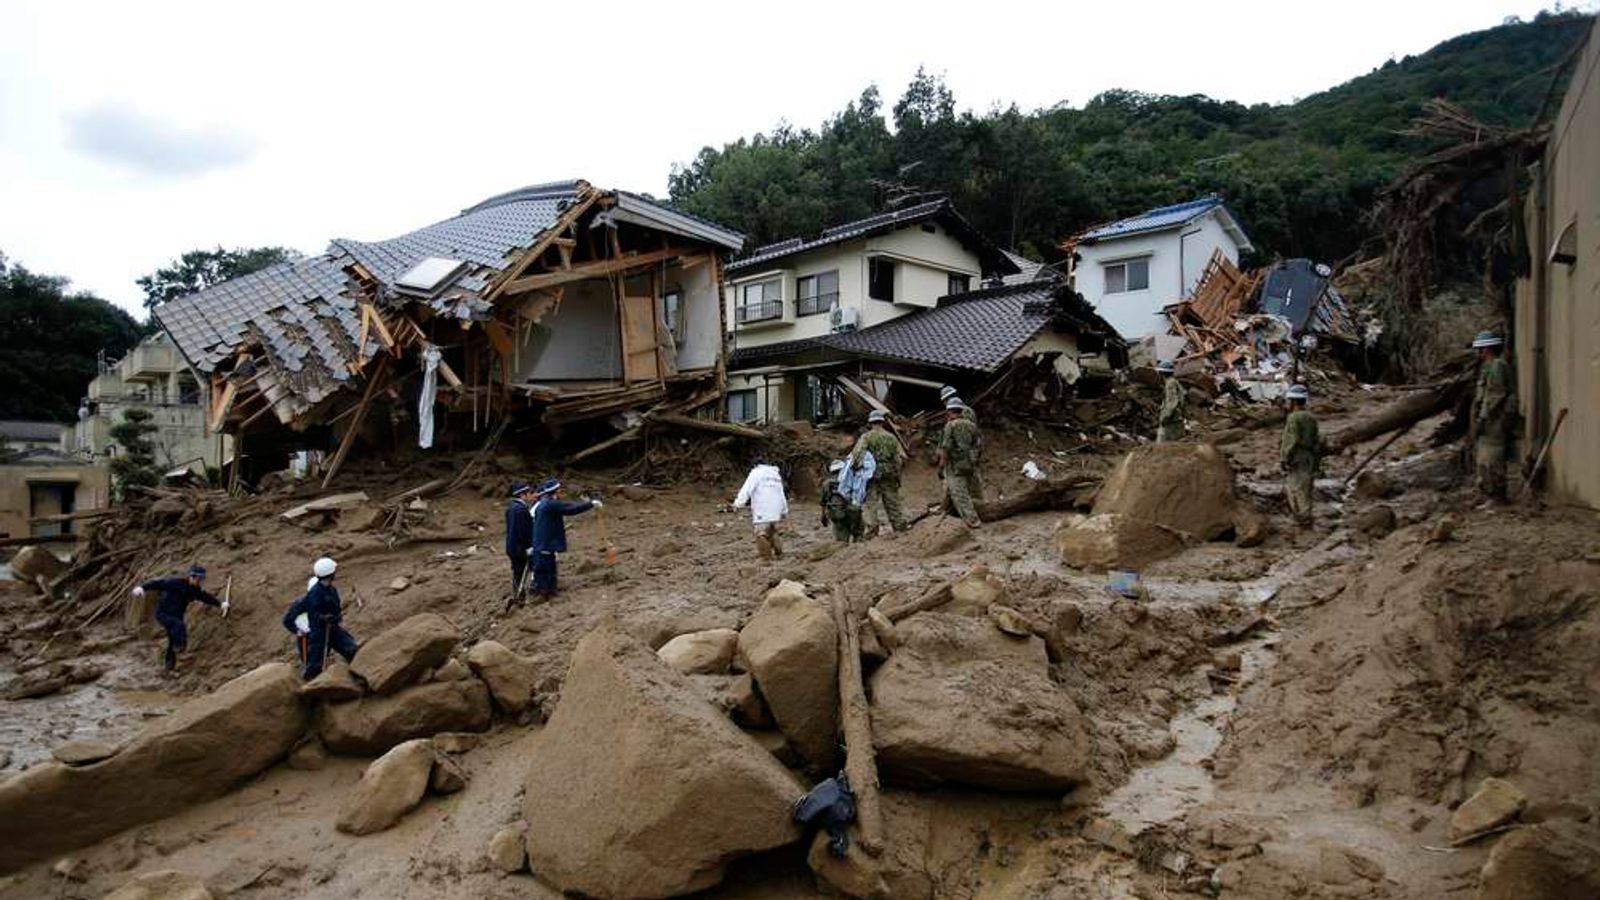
<box><xmin>321</xmin><ymin>355</ymin><xmax>388</xmax><ymax>489</ymax></box>
<box><xmin>1517</xmin><ymin>407</ymin><xmax>1568</xmax><ymax>500</ymax></box>
<box><xmin>878</xmin><ymin>579</ymin><xmax>955</xmax><ymax>623</ymax></box>
<box><xmin>1342</xmin><ymin>424</ymin><xmax>1414</xmax><ymax>487</ymax></box>
<box><xmin>830</xmin><ymin>587</ymin><xmax>884</xmax><ymax>857</ymax></box>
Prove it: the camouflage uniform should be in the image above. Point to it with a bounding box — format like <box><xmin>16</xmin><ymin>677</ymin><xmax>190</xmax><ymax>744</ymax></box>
<box><xmin>1158</xmin><ymin>377</ymin><xmax>1186</xmax><ymax>443</ymax></box>
<box><xmin>939</xmin><ymin>417</ymin><xmax>983</xmax><ymax>527</ymax></box>
<box><xmin>1280</xmin><ymin>409</ymin><xmax>1322</xmax><ymax>525</ymax></box>
<box><xmin>851</xmin><ymin>426</ymin><xmax>908</xmax><ymax>533</ymax></box>
<box><xmin>1472</xmin><ymin>356</ymin><xmax>1514</xmax><ymax>499</ymax></box>
<box><xmin>820</xmin><ymin>475</ymin><xmax>863</xmax><ymax>542</ymax></box>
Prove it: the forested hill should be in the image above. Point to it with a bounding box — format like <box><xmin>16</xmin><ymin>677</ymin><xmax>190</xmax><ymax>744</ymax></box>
<box><xmin>668</xmin><ymin>11</ymin><xmax>1592</xmax><ymax>269</ymax></box>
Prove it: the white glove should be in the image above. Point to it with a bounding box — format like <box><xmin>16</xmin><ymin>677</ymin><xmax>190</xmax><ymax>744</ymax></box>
<box><xmin>131</xmin><ymin>586</ymin><xmax>145</xmax><ymax>598</ymax></box>
<box><xmin>220</xmin><ymin>601</ymin><xmax>230</xmax><ymax>615</ymax></box>
<box><xmin>590</xmin><ymin>499</ymin><xmax>603</xmax><ymax>509</ymax></box>
<box><xmin>294</xmin><ymin>613</ymin><xmax>311</xmax><ymax>635</ymax></box>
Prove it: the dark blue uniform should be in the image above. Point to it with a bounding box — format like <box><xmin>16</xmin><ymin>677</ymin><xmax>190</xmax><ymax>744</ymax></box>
<box><xmin>530</xmin><ymin>496</ymin><xmax>594</xmax><ymax>597</ymax></box>
<box><xmin>281</xmin><ymin>579</ymin><xmax>358</xmax><ymax>679</ymax></box>
<box><xmin>505</xmin><ymin>498</ymin><xmax>533</xmax><ymax>595</ymax></box>
<box><xmin>139</xmin><ymin>576</ymin><xmax>222</xmax><ymax>669</ymax></box>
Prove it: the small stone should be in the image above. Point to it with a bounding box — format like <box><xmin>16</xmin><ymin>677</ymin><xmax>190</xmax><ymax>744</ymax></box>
<box><xmin>103</xmin><ymin>869</ymin><xmax>216</xmax><ymax>900</ymax></box>
<box><xmin>300</xmin><ymin>661</ymin><xmax>363</xmax><ymax>702</ymax></box>
<box><xmin>1353</xmin><ymin>504</ymin><xmax>1397</xmax><ymax>539</ymax></box>
<box><xmin>487</xmin><ymin>823</ymin><xmax>528</xmax><ymax>875</ymax></box>
<box><xmin>432</xmin><ymin>732</ymin><xmax>483</xmax><ymax>754</ymax></box>
<box><xmin>657</xmin><ymin>629</ymin><xmax>739</xmax><ymax>675</ymax></box>
<box><xmin>988</xmin><ymin>604</ymin><xmax>1034</xmax><ymax>637</ymax></box>
<box><xmin>429</xmin><ymin>753</ymin><xmax>467</xmax><ymax>794</ymax></box>
<box><xmin>51</xmin><ymin>739</ymin><xmax>119</xmax><ymax>766</ymax></box>
<box><xmin>1427</xmin><ymin>514</ymin><xmax>1458</xmax><ymax>544</ymax></box>
<box><xmin>389</xmin><ymin>576</ymin><xmax>410</xmax><ymax>593</ymax></box>
<box><xmin>432</xmin><ymin>659</ymin><xmax>470</xmax><ymax>682</ymax></box>
<box><xmin>1212</xmin><ymin>651</ymin><xmax>1242</xmax><ymax>673</ymax></box>
<box><xmin>287</xmin><ymin>737</ymin><xmax>328</xmax><ymax>771</ymax></box>
<box><xmin>52</xmin><ymin>856</ymin><xmax>86</xmax><ymax>881</ymax></box>
<box><xmin>1450</xmin><ymin>777</ymin><xmax>1527</xmax><ymax>841</ymax></box>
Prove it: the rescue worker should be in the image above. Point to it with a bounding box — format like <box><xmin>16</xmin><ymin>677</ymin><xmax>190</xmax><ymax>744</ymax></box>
<box><xmin>940</xmin><ymin>385</ymin><xmax>979</xmax><ymax>425</ymax></box>
<box><xmin>943</xmin><ymin>391</ymin><xmax>982</xmax><ymax>498</ymax></box>
<box><xmin>1157</xmin><ymin>360</ymin><xmax>1186</xmax><ymax>443</ymax></box>
<box><xmin>938</xmin><ymin>398</ymin><xmax>983</xmax><ymax>528</ymax></box>
<box><xmin>504</xmin><ymin>482</ymin><xmax>537</xmax><ymax>603</ymax></box>
<box><xmin>1279</xmin><ymin>383</ymin><xmax>1322</xmax><ymax>527</ymax></box>
<box><xmin>733</xmin><ymin>455</ymin><xmax>789</xmax><ymax>559</ymax></box>
<box><xmin>850</xmin><ymin>410</ymin><xmax>908</xmax><ymax>534</ymax></box>
<box><xmin>820</xmin><ymin>460</ymin><xmax>863</xmax><ymax>543</ymax></box>
<box><xmin>131</xmin><ymin>564</ymin><xmax>227</xmax><ymax>672</ymax></box>
<box><xmin>280</xmin><ymin>557</ymin><xmax>357</xmax><ymax>680</ymax></box>
<box><xmin>1470</xmin><ymin>331</ymin><xmax>1514</xmax><ymax>501</ymax></box>
<box><xmin>529</xmin><ymin>478</ymin><xmax>599</xmax><ymax>600</ymax></box>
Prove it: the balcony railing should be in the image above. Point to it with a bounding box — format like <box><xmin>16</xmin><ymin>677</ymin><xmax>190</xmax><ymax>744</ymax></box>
<box><xmin>736</xmin><ymin>299</ymin><xmax>784</xmax><ymax>324</ymax></box>
<box><xmin>796</xmin><ymin>291</ymin><xmax>839</xmax><ymax>317</ymax></box>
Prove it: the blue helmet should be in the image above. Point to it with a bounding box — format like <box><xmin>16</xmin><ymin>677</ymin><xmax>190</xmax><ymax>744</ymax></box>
<box><xmin>537</xmin><ymin>478</ymin><xmax>563</xmax><ymax>496</ymax></box>
<box><xmin>188</xmin><ymin>564</ymin><xmax>207</xmax><ymax>579</ymax></box>
<box><xmin>1470</xmin><ymin>331</ymin><xmax>1505</xmax><ymax>349</ymax></box>
<box><xmin>510</xmin><ymin>482</ymin><xmax>533</xmax><ymax>497</ymax></box>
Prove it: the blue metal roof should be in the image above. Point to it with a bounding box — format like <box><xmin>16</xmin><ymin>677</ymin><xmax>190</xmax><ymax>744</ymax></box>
<box><xmin>1077</xmin><ymin>197</ymin><xmax>1252</xmax><ymax>250</ymax></box>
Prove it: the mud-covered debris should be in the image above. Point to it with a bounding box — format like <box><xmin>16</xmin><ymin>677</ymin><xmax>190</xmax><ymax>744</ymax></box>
<box><xmin>905</xmin><ymin>516</ymin><xmax>976</xmax><ymax>558</ymax></box>
<box><xmin>1353</xmin><ymin>504</ymin><xmax>1397</xmax><ymax>538</ymax></box>
<box><xmin>10</xmin><ymin>546</ymin><xmax>67</xmax><ymax>583</ymax></box>
<box><xmin>103</xmin><ymin>869</ymin><xmax>216</xmax><ymax>900</ymax></box>
<box><xmin>464</xmin><ymin>640</ymin><xmax>540</xmax><ymax>716</ymax></box>
<box><xmin>1476</xmin><ymin>819</ymin><xmax>1600</xmax><ymax>900</ymax></box>
<box><xmin>949</xmin><ymin>565</ymin><xmax>1005</xmax><ymax>617</ymax></box>
<box><xmin>736</xmin><ymin>580</ymin><xmax>839</xmax><ymax>771</ymax></box>
<box><xmin>335</xmin><ymin>739</ymin><xmax>434</xmax><ymax>836</ymax></box>
<box><xmin>320</xmin><ymin>679</ymin><xmax>491</xmax><ymax>755</ymax></box>
<box><xmin>1451</xmin><ymin>778</ymin><xmax>1528</xmax><ymax>841</ymax></box>
<box><xmin>350</xmin><ymin>613</ymin><xmax>461</xmax><ymax>695</ymax></box>
<box><xmin>657</xmin><ymin>628</ymin><xmax>739</xmax><ymax>675</ymax></box>
<box><xmin>987</xmin><ymin>604</ymin><xmax>1034</xmax><ymax>637</ymax></box>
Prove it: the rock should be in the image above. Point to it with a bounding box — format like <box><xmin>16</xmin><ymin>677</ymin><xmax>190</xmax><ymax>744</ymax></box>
<box><xmin>905</xmin><ymin>516</ymin><xmax>975</xmax><ymax>558</ymax></box>
<box><xmin>988</xmin><ymin>604</ymin><xmax>1033</xmax><ymax>637</ymax></box>
<box><xmin>53</xmin><ymin>856</ymin><xmax>86</xmax><ymax>881</ymax></box>
<box><xmin>2</xmin><ymin>665</ymin><xmax>71</xmax><ymax>700</ymax></box>
<box><xmin>10</xmin><ymin>546</ymin><xmax>67</xmax><ymax>582</ymax></box>
<box><xmin>744</xmin><ymin>729</ymin><xmax>803</xmax><ymax>768</ymax></box>
<box><xmin>300</xmin><ymin>661</ymin><xmax>363</xmax><ymax>702</ymax></box>
<box><xmin>1475</xmin><ymin>819</ymin><xmax>1600</xmax><ymax>900</ymax></box>
<box><xmin>1353</xmin><ymin>504</ymin><xmax>1397</xmax><ymax>539</ymax></box>
<box><xmin>287</xmin><ymin>737</ymin><xmax>328</xmax><ymax>771</ymax></box>
<box><xmin>388</xmin><ymin>576</ymin><xmax>410</xmax><ymax>593</ymax></box>
<box><xmin>736</xmin><ymin>581</ymin><xmax>839</xmax><ymax>770</ymax></box>
<box><xmin>806</xmin><ymin>791</ymin><xmax>948</xmax><ymax>899</ymax></box>
<box><xmin>0</xmin><ymin>663</ymin><xmax>307</xmax><ymax>872</ymax></box>
<box><xmin>1043</xmin><ymin>601</ymin><xmax>1084</xmax><ymax>663</ymax></box>
<box><xmin>432</xmin><ymin>658</ymin><xmax>470</xmax><ymax>682</ymax></box>
<box><xmin>1428</xmin><ymin>514</ymin><xmax>1459</xmax><ymax>544</ymax></box>
<box><xmin>487</xmin><ymin>823</ymin><xmax>528</xmax><ymax>874</ymax></box>
<box><xmin>1451</xmin><ymin>778</ymin><xmax>1528</xmax><ymax>841</ymax></box>
<box><xmin>429</xmin><ymin>751</ymin><xmax>467</xmax><ymax>794</ymax></box>
<box><xmin>1233</xmin><ymin>506</ymin><xmax>1269</xmax><ymax>548</ymax></box>
<box><xmin>949</xmin><ymin>566</ymin><xmax>1005</xmax><ymax>617</ymax></box>
<box><xmin>866</xmin><ymin>608</ymin><xmax>900</xmax><ymax>652</ymax></box>
<box><xmin>869</xmin><ymin>613</ymin><xmax>1087</xmax><ymax>791</ymax></box>
<box><xmin>617</xmin><ymin>484</ymin><xmax>655</xmax><ymax>502</ymax></box>
<box><xmin>335</xmin><ymin>504</ymin><xmax>385</xmax><ymax>533</ymax></box>
<box><xmin>103</xmin><ymin>870</ymin><xmax>216</xmax><ymax>900</ymax></box>
<box><xmin>349</xmin><ymin>613</ymin><xmax>461</xmax><ymax>695</ymax></box>
<box><xmin>464</xmin><ymin>640</ymin><xmax>540</xmax><ymax>716</ymax></box>
<box><xmin>1057</xmin><ymin>513</ymin><xmax>1185</xmax><ymax>571</ymax></box>
<box><xmin>320</xmin><ymin>679</ymin><xmax>491</xmax><ymax>756</ymax></box>
<box><xmin>432</xmin><ymin>732</ymin><xmax>482</xmax><ymax>755</ymax></box>
<box><xmin>1093</xmin><ymin>443</ymin><xmax>1238</xmax><ymax>540</ymax></box>
<box><xmin>1352</xmin><ymin>469</ymin><xmax>1396</xmax><ymax>500</ymax></box>
<box><xmin>335</xmin><ymin>739</ymin><xmax>435</xmax><ymax>835</ymax></box>
<box><xmin>657</xmin><ymin>628</ymin><xmax>739</xmax><ymax>675</ymax></box>
<box><xmin>51</xmin><ymin>740</ymin><xmax>119</xmax><ymax>766</ymax></box>
<box><xmin>522</xmin><ymin>622</ymin><xmax>805</xmax><ymax>898</ymax></box>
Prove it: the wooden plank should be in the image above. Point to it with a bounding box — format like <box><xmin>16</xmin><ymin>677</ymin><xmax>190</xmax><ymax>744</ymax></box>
<box><xmin>321</xmin><ymin>355</ymin><xmax>388</xmax><ymax>489</ymax></box>
<box><xmin>485</xmin><ymin>188</ymin><xmax>601</xmax><ymax>299</ymax></box>
<box><xmin>566</xmin><ymin>427</ymin><xmax>642</xmax><ymax>464</ymax></box>
<box><xmin>500</xmin><ymin>246</ymin><xmax>692</xmax><ymax>296</ymax></box>
<box><xmin>834</xmin><ymin>374</ymin><xmax>890</xmax><ymax>414</ymax></box>
<box><xmin>28</xmin><ymin>508</ymin><xmax>115</xmax><ymax>525</ymax></box>
<box><xmin>831</xmin><ymin>587</ymin><xmax>884</xmax><ymax>856</ymax></box>
<box><xmin>483</xmin><ymin>321</ymin><xmax>513</xmax><ymax>356</ymax></box>
<box><xmin>649</xmin><ymin>413</ymin><xmax>764</xmax><ymax>440</ymax></box>
<box><xmin>208</xmin><ymin>381</ymin><xmax>238</xmax><ymax>433</ymax></box>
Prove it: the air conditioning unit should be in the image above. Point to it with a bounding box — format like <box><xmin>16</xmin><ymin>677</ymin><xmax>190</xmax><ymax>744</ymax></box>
<box><xmin>829</xmin><ymin>307</ymin><xmax>859</xmax><ymax>332</ymax></box>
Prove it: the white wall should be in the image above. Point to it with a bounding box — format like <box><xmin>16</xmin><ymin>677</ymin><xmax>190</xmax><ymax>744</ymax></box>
<box><xmin>1076</xmin><ymin>209</ymin><xmax>1242</xmax><ymax>339</ymax></box>
<box><xmin>516</xmin><ymin>279</ymin><xmax>622</xmax><ymax>381</ymax></box>
<box><xmin>671</xmin><ymin>259</ymin><xmax>720</xmax><ymax>372</ymax></box>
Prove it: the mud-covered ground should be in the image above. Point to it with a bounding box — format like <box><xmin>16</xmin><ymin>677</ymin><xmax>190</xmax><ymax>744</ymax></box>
<box><xmin>1</xmin><ymin>392</ymin><xmax>1597</xmax><ymax>899</ymax></box>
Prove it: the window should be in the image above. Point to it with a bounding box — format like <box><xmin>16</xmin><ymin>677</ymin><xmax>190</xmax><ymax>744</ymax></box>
<box><xmin>947</xmin><ymin>273</ymin><xmax>971</xmax><ymax>295</ymax></box>
<box><xmin>737</xmin><ymin>279</ymin><xmax>782</xmax><ymax>323</ymax></box>
<box><xmin>796</xmin><ymin>271</ymin><xmax>840</xmax><ymax>316</ymax></box>
<box><xmin>662</xmin><ymin>289</ymin><xmax>684</xmax><ymax>342</ymax></box>
<box><xmin>1103</xmin><ymin>257</ymin><xmax>1150</xmax><ymax>294</ymax></box>
<box><xmin>868</xmin><ymin>258</ymin><xmax>896</xmax><ymax>302</ymax></box>
<box><xmin>727</xmin><ymin>389</ymin><xmax>759</xmax><ymax>423</ymax></box>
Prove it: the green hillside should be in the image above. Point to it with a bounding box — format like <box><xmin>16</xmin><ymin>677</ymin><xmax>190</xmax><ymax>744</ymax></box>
<box><xmin>668</xmin><ymin>10</ymin><xmax>1592</xmax><ymax>269</ymax></box>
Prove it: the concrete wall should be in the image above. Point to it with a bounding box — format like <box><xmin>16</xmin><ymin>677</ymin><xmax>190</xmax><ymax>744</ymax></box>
<box><xmin>1076</xmin><ymin>209</ymin><xmax>1242</xmax><ymax>339</ymax></box>
<box><xmin>63</xmin><ymin>333</ymin><xmax>229</xmax><ymax>473</ymax></box>
<box><xmin>516</xmin><ymin>279</ymin><xmax>623</xmax><ymax>381</ymax></box>
<box><xmin>671</xmin><ymin>259</ymin><xmax>721</xmax><ymax>372</ymax></box>
<box><xmin>0</xmin><ymin>461</ymin><xmax>110</xmax><ymax>540</ymax></box>
<box><xmin>1515</xmin><ymin>14</ymin><xmax>1600</xmax><ymax>508</ymax></box>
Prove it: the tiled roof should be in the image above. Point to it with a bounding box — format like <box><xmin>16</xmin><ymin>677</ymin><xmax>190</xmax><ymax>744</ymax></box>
<box><xmin>727</xmin><ymin>199</ymin><xmax>1018</xmax><ymax>276</ymax></box>
<box><xmin>1001</xmin><ymin>251</ymin><xmax>1061</xmax><ymax>286</ymax></box>
<box><xmin>728</xmin><ymin>337</ymin><xmax>825</xmax><ymax>369</ymax></box>
<box><xmin>819</xmin><ymin>283</ymin><xmax>1060</xmax><ymax>373</ymax></box>
<box><xmin>0</xmin><ymin>420</ymin><xmax>66</xmax><ymax>442</ymax></box>
<box><xmin>1076</xmin><ymin>196</ymin><xmax>1252</xmax><ymax>251</ymax></box>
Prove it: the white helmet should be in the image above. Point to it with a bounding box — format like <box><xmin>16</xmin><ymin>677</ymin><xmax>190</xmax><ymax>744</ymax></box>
<box><xmin>828</xmin><ymin>459</ymin><xmax>846</xmax><ymax>473</ymax></box>
<box><xmin>867</xmin><ymin>410</ymin><xmax>887</xmax><ymax>424</ymax></box>
<box><xmin>313</xmin><ymin>557</ymin><xmax>337</xmax><ymax>578</ymax></box>
<box><xmin>1285</xmin><ymin>383</ymin><xmax>1309</xmax><ymax>401</ymax></box>
<box><xmin>938</xmin><ymin>385</ymin><xmax>958</xmax><ymax>401</ymax></box>
<box><xmin>945</xmin><ymin>396</ymin><xmax>966</xmax><ymax>411</ymax></box>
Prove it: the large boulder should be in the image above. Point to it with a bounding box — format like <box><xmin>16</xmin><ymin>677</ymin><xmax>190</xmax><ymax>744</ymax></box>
<box><xmin>522</xmin><ymin>622</ymin><xmax>805</xmax><ymax>898</ymax></box>
<box><xmin>320</xmin><ymin>679</ymin><xmax>491</xmax><ymax>755</ymax></box>
<box><xmin>869</xmin><ymin>613</ymin><xmax>1087</xmax><ymax>791</ymax></box>
<box><xmin>335</xmin><ymin>739</ymin><xmax>435</xmax><ymax>835</ymax></box>
<box><xmin>657</xmin><ymin>628</ymin><xmax>739</xmax><ymax>675</ymax></box>
<box><xmin>464</xmin><ymin>641</ymin><xmax>539</xmax><ymax>716</ymax></box>
<box><xmin>103</xmin><ymin>870</ymin><xmax>216</xmax><ymax>900</ymax></box>
<box><xmin>1451</xmin><ymin>778</ymin><xmax>1527</xmax><ymax>841</ymax></box>
<box><xmin>1476</xmin><ymin>819</ymin><xmax>1600</xmax><ymax>900</ymax></box>
<box><xmin>300</xmin><ymin>661</ymin><xmax>363</xmax><ymax>702</ymax></box>
<box><xmin>0</xmin><ymin>663</ymin><xmax>307</xmax><ymax>873</ymax></box>
<box><xmin>1056</xmin><ymin>513</ymin><xmax>1184</xmax><ymax>572</ymax></box>
<box><xmin>350</xmin><ymin>613</ymin><xmax>461</xmax><ymax>695</ymax></box>
<box><xmin>736</xmin><ymin>581</ymin><xmax>839</xmax><ymax>770</ymax></box>
<box><xmin>1092</xmin><ymin>442</ymin><xmax>1237</xmax><ymax>540</ymax></box>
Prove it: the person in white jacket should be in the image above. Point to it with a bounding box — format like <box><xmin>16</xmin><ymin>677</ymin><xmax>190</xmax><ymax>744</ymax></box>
<box><xmin>733</xmin><ymin>456</ymin><xmax>789</xmax><ymax>560</ymax></box>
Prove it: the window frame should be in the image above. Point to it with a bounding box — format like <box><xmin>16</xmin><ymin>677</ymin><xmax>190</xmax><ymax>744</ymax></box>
<box><xmin>726</xmin><ymin>389</ymin><xmax>759</xmax><ymax>423</ymax></box>
<box><xmin>947</xmin><ymin>272</ymin><xmax>972</xmax><ymax>295</ymax></box>
<box><xmin>662</xmin><ymin>287</ymin><xmax>684</xmax><ymax>342</ymax></box>
<box><xmin>868</xmin><ymin>258</ymin><xmax>896</xmax><ymax>302</ymax></box>
<box><xmin>796</xmin><ymin>270</ymin><xmax>840</xmax><ymax>317</ymax></box>
<box><xmin>736</xmin><ymin>279</ymin><xmax>783</xmax><ymax>323</ymax></box>
<box><xmin>1102</xmin><ymin>256</ymin><xmax>1151</xmax><ymax>294</ymax></box>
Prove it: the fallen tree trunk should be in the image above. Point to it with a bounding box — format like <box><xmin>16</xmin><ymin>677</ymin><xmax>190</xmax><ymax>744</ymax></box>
<box><xmin>974</xmin><ymin>476</ymin><xmax>1099</xmax><ymax>522</ymax></box>
<box><xmin>830</xmin><ymin>587</ymin><xmax>884</xmax><ymax>856</ymax></box>
<box><xmin>877</xmin><ymin>580</ymin><xmax>955</xmax><ymax>623</ymax></box>
<box><xmin>648</xmin><ymin>413</ymin><xmax>765</xmax><ymax>440</ymax></box>
<box><xmin>1326</xmin><ymin>379</ymin><xmax>1468</xmax><ymax>453</ymax></box>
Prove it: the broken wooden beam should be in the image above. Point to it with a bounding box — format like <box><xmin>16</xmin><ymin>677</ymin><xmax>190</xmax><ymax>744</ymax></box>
<box><xmin>500</xmin><ymin>246</ymin><xmax>694</xmax><ymax>295</ymax></box>
<box><xmin>566</xmin><ymin>427</ymin><xmax>643</xmax><ymax>464</ymax></box>
<box><xmin>648</xmin><ymin>413</ymin><xmax>764</xmax><ymax>440</ymax></box>
<box><xmin>27</xmin><ymin>508</ymin><xmax>115</xmax><ymax>525</ymax></box>
<box><xmin>830</xmin><ymin>587</ymin><xmax>884</xmax><ymax>857</ymax></box>
<box><xmin>973</xmin><ymin>476</ymin><xmax>1100</xmax><ymax>522</ymax></box>
<box><xmin>878</xmin><ymin>579</ymin><xmax>955</xmax><ymax>623</ymax></box>
<box><xmin>1325</xmin><ymin>378</ymin><xmax>1468</xmax><ymax>453</ymax></box>
<box><xmin>321</xmin><ymin>356</ymin><xmax>388</xmax><ymax>489</ymax></box>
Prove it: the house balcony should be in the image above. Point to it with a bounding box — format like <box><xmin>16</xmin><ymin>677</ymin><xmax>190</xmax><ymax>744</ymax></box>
<box><xmin>735</xmin><ymin>299</ymin><xmax>788</xmax><ymax>330</ymax></box>
<box><xmin>119</xmin><ymin>341</ymin><xmax>180</xmax><ymax>381</ymax></box>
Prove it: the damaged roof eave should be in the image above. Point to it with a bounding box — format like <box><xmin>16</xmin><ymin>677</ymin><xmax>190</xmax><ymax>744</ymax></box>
<box><xmin>610</xmin><ymin>193</ymin><xmax>745</xmax><ymax>252</ymax></box>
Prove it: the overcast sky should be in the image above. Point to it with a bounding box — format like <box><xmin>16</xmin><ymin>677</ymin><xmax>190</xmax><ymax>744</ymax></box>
<box><xmin>0</xmin><ymin>0</ymin><xmax>1579</xmax><ymax>316</ymax></box>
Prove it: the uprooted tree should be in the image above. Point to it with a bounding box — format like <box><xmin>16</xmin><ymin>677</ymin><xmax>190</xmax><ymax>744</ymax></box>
<box><xmin>108</xmin><ymin>408</ymin><xmax>161</xmax><ymax>493</ymax></box>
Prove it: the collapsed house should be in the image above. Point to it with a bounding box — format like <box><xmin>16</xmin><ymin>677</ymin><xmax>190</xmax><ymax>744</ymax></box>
<box><xmin>152</xmin><ymin>181</ymin><xmax>744</xmax><ymax>481</ymax></box>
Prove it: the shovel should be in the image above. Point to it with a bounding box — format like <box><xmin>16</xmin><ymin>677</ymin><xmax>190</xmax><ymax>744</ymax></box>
<box><xmin>595</xmin><ymin>504</ymin><xmax>619</xmax><ymax>566</ymax></box>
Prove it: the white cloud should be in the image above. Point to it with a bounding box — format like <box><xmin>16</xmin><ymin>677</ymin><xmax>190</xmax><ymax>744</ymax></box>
<box><xmin>64</xmin><ymin>101</ymin><xmax>259</xmax><ymax>177</ymax></box>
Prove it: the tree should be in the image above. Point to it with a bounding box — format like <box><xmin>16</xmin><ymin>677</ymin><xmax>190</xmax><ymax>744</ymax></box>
<box><xmin>109</xmin><ymin>407</ymin><xmax>160</xmax><ymax>493</ymax></box>
<box><xmin>137</xmin><ymin>246</ymin><xmax>299</xmax><ymax>309</ymax></box>
<box><xmin>0</xmin><ymin>252</ymin><xmax>145</xmax><ymax>422</ymax></box>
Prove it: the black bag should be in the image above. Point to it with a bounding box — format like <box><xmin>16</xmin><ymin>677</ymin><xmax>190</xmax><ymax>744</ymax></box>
<box><xmin>791</xmin><ymin>775</ymin><xmax>857</xmax><ymax>857</ymax></box>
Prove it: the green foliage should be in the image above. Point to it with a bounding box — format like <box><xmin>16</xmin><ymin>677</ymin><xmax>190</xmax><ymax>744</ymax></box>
<box><xmin>109</xmin><ymin>407</ymin><xmax>160</xmax><ymax>491</ymax></box>
<box><xmin>669</xmin><ymin>13</ymin><xmax>1592</xmax><ymax>266</ymax></box>
<box><xmin>137</xmin><ymin>245</ymin><xmax>299</xmax><ymax>309</ymax></box>
<box><xmin>0</xmin><ymin>253</ymin><xmax>146</xmax><ymax>423</ymax></box>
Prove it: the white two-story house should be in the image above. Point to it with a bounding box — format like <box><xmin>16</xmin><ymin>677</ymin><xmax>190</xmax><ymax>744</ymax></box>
<box><xmin>1067</xmin><ymin>196</ymin><xmax>1253</xmax><ymax>340</ymax></box>
<box><xmin>723</xmin><ymin>200</ymin><xmax>1017</xmax><ymax>423</ymax></box>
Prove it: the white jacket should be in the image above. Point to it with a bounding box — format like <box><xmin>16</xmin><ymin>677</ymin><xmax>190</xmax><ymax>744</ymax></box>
<box><xmin>733</xmin><ymin>464</ymin><xmax>788</xmax><ymax>525</ymax></box>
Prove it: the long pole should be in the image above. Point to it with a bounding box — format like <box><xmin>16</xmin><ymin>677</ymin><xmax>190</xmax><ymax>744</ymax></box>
<box><xmin>1517</xmin><ymin>407</ymin><xmax>1569</xmax><ymax>500</ymax></box>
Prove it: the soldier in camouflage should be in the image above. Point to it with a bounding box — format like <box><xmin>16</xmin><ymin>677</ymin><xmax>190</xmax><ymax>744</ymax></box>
<box><xmin>851</xmin><ymin>410</ymin><xmax>908</xmax><ymax>534</ymax></box>
<box><xmin>1156</xmin><ymin>360</ymin><xmax>1186</xmax><ymax>443</ymax></box>
<box><xmin>1470</xmin><ymin>332</ymin><xmax>1514</xmax><ymax>501</ymax></box>
<box><xmin>1279</xmin><ymin>383</ymin><xmax>1321</xmax><ymax>527</ymax></box>
<box><xmin>938</xmin><ymin>399</ymin><xmax>983</xmax><ymax>528</ymax></box>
